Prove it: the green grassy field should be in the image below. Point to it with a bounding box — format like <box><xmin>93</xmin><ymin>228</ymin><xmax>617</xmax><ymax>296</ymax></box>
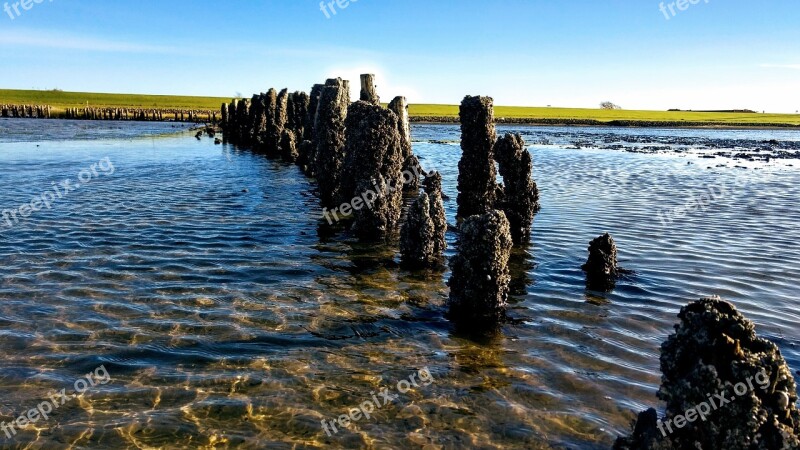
<box><xmin>2</xmin><ymin>89</ymin><xmax>799</xmax><ymax>126</ymax></box>
<box><xmin>0</xmin><ymin>89</ymin><xmax>227</xmax><ymax>111</ymax></box>
<box><xmin>409</xmin><ymin>104</ymin><xmax>800</xmax><ymax>126</ymax></box>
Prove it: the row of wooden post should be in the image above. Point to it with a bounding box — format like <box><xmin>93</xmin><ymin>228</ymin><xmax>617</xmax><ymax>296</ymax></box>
<box><xmin>1</xmin><ymin>105</ymin><xmax>51</xmax><ymax>118</ymax></box>
<box><xmin>62</xmin><ymin>107</ymin><xmax>216</xmax><ymax>123</ymax></box>
<box><xmin>0</xmin><ymin>104</ymin><xmax>217</xmax><ymax>123</ymax></box>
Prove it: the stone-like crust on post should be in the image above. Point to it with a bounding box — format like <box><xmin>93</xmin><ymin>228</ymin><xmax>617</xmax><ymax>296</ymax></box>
<box><xmin>457</xmin><ymin>96</ymin><xmax>497</xmax><ymax>218</ymax></box>
<box><xmin>494</xmin><ymin>133</ymin><xmax>540</xmax><ymax>243</ymax></box>
<box><xmin>582</xmin><ymin>233</ymin><xmax>620</xmax><ymax>289</ymax></box>
<box><xmin>236</xmin><ymin>99</ymin><xmax>250</xmax><ymax>146</ymax></box>
<box><xmin>341</xmin><ymin>101</ymin><xmax>403</xmax><ymax>241</ymax></box>
<box><xmin>448</xmin><ymin>210</ymin><xmax>513</xmax><ymax>324</ymax></box>
<box><xmin>423</xmin><ymin>171</ymin><xmax>447</xmax><ymax>258</ymax></box>
<box><xmin>287</xmin><ymin>91</ymin><xmax>309</xmax><ymax>143</ymax></box>
<box><xmin>400</xmin><ymin>193</ymin><xmax>437</xmax><ymax>268</ymax></box>
<box><xmin>274</xmin><ymin>89</ymin><xmax>289</xmax><ymax>156</ymax></box>
<box><xmin>615</xmin><ymin>298</ymin><xmax>800</xmax><ymax>450</ymax></box>
<box><xmin>263</xmin><ymin>89</ymin><xmax>280</xmax><ymax>156</ymax></box>
<box><xmin>220</xmin><ymin>103</ymin><xmax>228</xmax><ymax>132</ymax></box>
<box><xmin>249</xmin><ymin>93</ymin><xmax>267</xmax><ymax>148</ymax></box>
<box><xmin>388</xmin><ymin>96</ymin><xmax>422</xmax><ymax>192</ymax></box>
<box><xmin>280</xmin><ymin>129</ymin><xmax>298</xmax><ymax>163</ymax></box>
<box><xmin>314</xmin><ymin>78</ymin><xmax>350</xmax><ymax>207</ymax></box>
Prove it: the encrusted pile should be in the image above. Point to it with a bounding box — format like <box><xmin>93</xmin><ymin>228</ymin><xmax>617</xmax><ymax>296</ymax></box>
<box><xmin>494</xmin><ymin>132</ymin><xmax>540</xmax><ymax>243</ymax></box>
<box><xmin>314</xmin><ymin>78</ymin><xmax>350</xmax><ymax>207</ymax></box>
<box><xmin>615</xmin><ymin>297</ymin><xmax>800</xmax><ymax>450</ymax></box>
<box><xmin>582</xmin><ymin>233</ymin><xmax>621</xmax><ymax>289</ymax></box>
<box><xmin>456</xmin><ymin>96</ymin><xmax>498</xmax><ymax>218</ymax></box>
<box><xmin>341</xmin><ymin>101</ymin><xmax>403</xmax><ymax>241</ymax></box>
<box><xmin>448</xmin><ymin>210</ymin><xmax>513</xmax><ymax>324</ymax></box>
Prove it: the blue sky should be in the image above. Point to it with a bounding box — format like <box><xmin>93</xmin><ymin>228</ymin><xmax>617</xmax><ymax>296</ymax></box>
<box><xmin>1</xmin><ymin>0</ymin><xmax>799</xmax><ymax>112</ymax></box>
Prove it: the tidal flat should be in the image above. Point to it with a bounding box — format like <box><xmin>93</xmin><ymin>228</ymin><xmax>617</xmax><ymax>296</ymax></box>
<box><xmin>0</xmin><ymin>119</ymin><xmax>798</xmax><ymax>449</ymax></box>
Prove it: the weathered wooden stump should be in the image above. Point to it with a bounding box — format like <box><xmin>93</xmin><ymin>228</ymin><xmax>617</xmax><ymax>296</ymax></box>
<box><xmin>298</xmin><ymin>84</ymin><xmax>325</xmax><ymax>175</ymax></box>
<box><xmin>400</xmin><ymin>193</ymin><xmax>437</xmax><ymax>268</ymax></box>
<box><xmin>423</xmin><ymin>171</ymin><xmax>448</xmax><ymax>259</ymax></box>
<box><xmin>582</xmin><ymin>233</ymin><xmax>621</xmax><ymax>290</ymax></box>
<box><xmin>314</xmin><ymin>78</ymin><xmax>350</xmax><ymax>207</ymax></box>
<box><xmin>387</xmin><ymin>96</ymin><xmax>422</xmax><ymax>192</ymax></box>
<box><xmin>448</xmin><ymin>210</ymin><xmax>513</xmax><ymax>324</ymax></box>
<box><xmin>614</xmin><ymin>298</ymin><xmax>800</xmax><ymax>450</ymax></box>
<box><xmin>359</xmin><ymin>73</ymin><xmax>380</xmax><ymax>105</ymax></box>
<box><xmin>280</xmin><ymin>129</ymin><xmax>298</xmax><ymax>163</ymax></box>
<box><xmin>494</xmin><ymin>133</ymin><xmax>540</xmax><ymax>244</ymax></box>
<box><xmin>341</xmin><ymin>100</ymin><xmax>403</xmax><ymax>241</ymax></box>
<box><xmin>457</xmin><ymin>96</ymin><xmax>497</xmax><ymax>218</ymax></box>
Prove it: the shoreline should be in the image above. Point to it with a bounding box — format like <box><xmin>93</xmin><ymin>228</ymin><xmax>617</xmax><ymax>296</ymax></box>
<box><xmin>2</xmin><ymin>115</ymin><xmax>798</xmax><ymax>131</ymax></box>
<box><xmin>410</xmin><ymin>116</ymin><xmax>800</xmax><ymax>130</ymax></box>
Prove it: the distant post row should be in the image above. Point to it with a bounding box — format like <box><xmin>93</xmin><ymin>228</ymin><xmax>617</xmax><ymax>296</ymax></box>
<box><xmin>0</xmin><ymin>104</ymin><xmax>217</xmax><ymax>123</ymax></box>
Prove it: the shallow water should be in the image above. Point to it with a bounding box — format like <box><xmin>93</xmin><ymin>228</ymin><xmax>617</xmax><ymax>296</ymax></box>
<box><xmin>0</xmin><ymin>120</ymin><xmax>798</xmax><ymax>449</ymax></box>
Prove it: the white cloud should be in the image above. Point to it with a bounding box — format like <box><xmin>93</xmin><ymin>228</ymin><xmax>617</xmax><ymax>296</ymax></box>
<box><xmin>322</xmin><ymin>64</ymin><xmax>422</xmax><ymax>103</ymax></box>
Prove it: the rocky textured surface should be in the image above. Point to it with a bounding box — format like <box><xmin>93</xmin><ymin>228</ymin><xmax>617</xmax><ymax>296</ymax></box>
<box><xmin>448</xmin><ymin>210</ymin><xmax>513</xmax><ymax>324</ymax></box>
<box><xmin>287</xmin><ymin>91</ymin><xmax>309</xmax><ymax>143</ymax></box>
<box><xmin>298</xmin><ymin>84</ymin><xmax>325</xmax><ymax>175</ymax></box>
<box><xmin>280</xmin><ymin>129</ymin><xmax>298</xmax><ymax>163</ymax></box>
<box><xmin>457</xmin><ymin>96</ymin><xmax>497</xmax><ymax>218</ymax></box>
<box><xmin>615</xmin><ymin>298</ymin><xmax>800</xmax><ymax>450</ymax></box>
<box><xmin>494</xmin><ymin>133</ymin><xmax>540</xmax><ymax>243</ymax></box>
<box><xmin>423</xmin><ymin>171</ymin><xmax>448</xmax><ymax>259</ymax></box>
<box><xmin>236</xmin><ymin>99</ymin><xmax>250</xmax><ymax>146</ymax></box>
<box><xmin>262</xmin><ymin>89</ymin><xmax>280</xmax><ymax>156</ymax></box>
<box><xmin>220</xmin><ymin>103</ymin><xmax>228</xmax><ymax>132</ymax></box>
<box><xmin>581</xmin><ymin>233</ymin><xmax>620</xmax><ymax>289</ymax></box>
<box><xmin>274</xmin><ymin>89</ymin><xmax>289</xmax><ymax>156</ymax></box>
<box><xmin>400</xmin><ymin>193</ymin><xmax>437</xmax><ymax>268</ymax></box>
<box><xmin>341</xmin><ymin>101</ymin><xmax>403</xmax><ymax>241</ymax></box>
<box><xmin>388</xmin><ymin>96</ymin><xmax>422</xmax><ymax>192</ymax></box>
<box><xmin>249</xmin><ymin>93</ymin><xmax>267</xmax><ymax>148</ymax></box>
<box><xmin>314</xmin><ymin>78</ymin><xmax>350</xmax><ymax>207</ymax></box>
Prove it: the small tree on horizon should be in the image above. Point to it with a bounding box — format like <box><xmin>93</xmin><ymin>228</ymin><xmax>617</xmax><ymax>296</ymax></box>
<box><xmin>600</xmin><ymin>101</ymin><xmax>622</xmax><ymax>110</ymax></box>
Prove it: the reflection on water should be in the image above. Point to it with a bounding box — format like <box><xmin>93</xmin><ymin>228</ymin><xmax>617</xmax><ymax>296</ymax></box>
<box><xmin>0</xmin><ymin>120</ymin><xmax>798</xmax><ymax>449</ymax></box>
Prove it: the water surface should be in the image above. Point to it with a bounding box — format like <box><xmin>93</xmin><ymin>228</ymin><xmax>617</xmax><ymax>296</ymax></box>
<box><xmin>0</xmin><ymin>120</ymin><xmax>798</xmax><ymax>449</ymax></box>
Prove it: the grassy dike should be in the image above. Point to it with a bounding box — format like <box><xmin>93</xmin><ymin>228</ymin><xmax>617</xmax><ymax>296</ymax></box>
<box><xmin>2</xmin><ymin>89</ymin><xmax>799</xmax><ymax>128</ymax></box>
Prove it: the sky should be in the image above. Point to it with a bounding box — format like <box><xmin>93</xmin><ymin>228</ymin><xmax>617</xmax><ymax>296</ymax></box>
<box><xmin>1</xmin><ymin>0</ymin><xmax>799</xmax><ymax>112</ymax></box>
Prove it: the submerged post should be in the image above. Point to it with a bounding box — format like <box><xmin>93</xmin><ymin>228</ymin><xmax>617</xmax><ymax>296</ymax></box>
<box><xmin>298</xmin><ymin>84</ymin><xmax>325</xmax><ymax>175</ymax></box>
<box><xmin>448</xmin><ymin>210</ymin><xmax>513</xmax><ymax>325</ymax></box>
<box><xmin>423</xmin><ymin>171</ymin><xmax>448</xmax><ymax>259</ymax></box>
<box><xmin>340</xmin><ymin>100</ymin><xmax>403</xmax><ymax>241</ymax></box>
<box><xmin>401</xmin><ymin>173</ymin><xmax>447</xmax><ymax>268</ymax></box>
<box><xmin>614</xmin><ymin>298</ymin><xmax>800</xmax><ymax>449</ymax></box>
<box><xmin>582</xmin><ymin>233</ymin><xmax>621</xmax><ymax>290</ymax></box>
<box><xmin>400</xmin><ymin>193</ymin><xmax>437</xmax><ymax>268</ymax></box>
<box><xmin>494</xmin><ymin>133</ymin><xmax>540</xmax><ymax>244</ymax></box>
<box><xmin>314</xmin><ymin>78</ymin><xmax>350</xmax><ymax>207</ymax></box>
<box><xmin>388</xmin><ymin>96</ymin><xmax>422</xmax><ymax>192</ymax></box>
